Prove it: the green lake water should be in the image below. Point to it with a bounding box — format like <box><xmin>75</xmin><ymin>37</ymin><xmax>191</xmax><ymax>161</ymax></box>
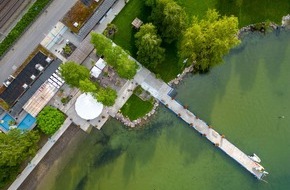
<box><xmin>36</xmin><ymin>31</ymin><xmax>290</xmax><ymax>190</ymax></box>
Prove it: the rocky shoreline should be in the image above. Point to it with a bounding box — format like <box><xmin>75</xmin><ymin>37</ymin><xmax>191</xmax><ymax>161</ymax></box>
<box><xmin>115</xmin><ymin>101</ymin><xmax>159</xmax><ymax>128</ymax></box>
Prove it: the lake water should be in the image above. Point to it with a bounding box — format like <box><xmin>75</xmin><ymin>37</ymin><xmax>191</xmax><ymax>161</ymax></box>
<box><xmin>36</xmin><ymin>31</ymin><xmax>290</xmax><ymax>190</ymax></box>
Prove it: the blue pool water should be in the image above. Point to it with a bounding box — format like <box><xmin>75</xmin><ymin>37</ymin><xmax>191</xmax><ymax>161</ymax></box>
<box><xmin>0</xmin><ymin>114</ymin><xmax>15</xmax><ymax>131</ymax></box>
<box><xmin>18</xmin><ymin>114</ymin><xmax>36</xmax><ymax>130</ymax></box>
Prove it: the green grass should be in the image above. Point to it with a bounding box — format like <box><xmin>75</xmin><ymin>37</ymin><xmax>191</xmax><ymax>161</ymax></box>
<box><xmin>111</xmin><ymin>0</ymin><xmax>290</xmax><ymax>81</ymax></box>
<box><xmin>175</xmin><ymin>0</ymin><xmax>216</xmax><ymax>19</ymax></box>
<box><xmin>0</xmin><ymin>0</ymin><xmax>52</xmax><ymax>57</ymax></box>
<box><xmin>121</xmin><ymin>94</ymin><xmax>154</xmax><ymax>121</ymax></box>
<box><xmin>153</xmin><ymin>42</ymin><xmax>182</xmax><ymax>82</ymax></box>
<box><xmin>112</xmin><ymin>0</ymin><xmax>150</xmax><ymax>56</ymax></box>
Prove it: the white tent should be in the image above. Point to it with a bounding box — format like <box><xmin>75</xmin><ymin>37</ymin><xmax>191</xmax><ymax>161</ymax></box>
<box><xmin>90</xmin><ymin>66</ymin><xmax>102</xmax><ymax>78</ymax></box>
<box><xmin>75</xmin><ymin>93</ymin><xmax>103</xmax><ymax>120</ymax></box>
<box><xmin>95</xmin><ymin>58</ymin><xmax>106</xmax><ymax>70</ymax></box>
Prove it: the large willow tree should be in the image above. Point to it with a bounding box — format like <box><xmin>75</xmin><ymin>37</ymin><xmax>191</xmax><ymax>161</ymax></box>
<box><xmin>135</xmin><ymin>23</ymin><xmax>165</xmax><ymax>69</ymax></box>
<box><xmin>179</xmin><ymin>9</ymin><xmax>240</xmax><ymax>71</ymax></box>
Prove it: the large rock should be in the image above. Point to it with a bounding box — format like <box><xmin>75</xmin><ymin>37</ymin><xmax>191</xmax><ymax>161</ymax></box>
<box><xmin>282</xmin><ymin>14</ymin><xmax>290</xmax><ymax>29</ymax></box>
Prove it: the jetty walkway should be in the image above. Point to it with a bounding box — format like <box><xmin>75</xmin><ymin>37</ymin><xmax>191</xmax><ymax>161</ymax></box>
<box><xmin>134</xmin><ymin>67</ymin><xmax>267</xmax><ymax>179</ymax></box>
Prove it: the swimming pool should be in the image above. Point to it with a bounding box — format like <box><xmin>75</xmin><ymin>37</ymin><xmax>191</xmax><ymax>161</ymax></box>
<box><xmin>18</xmin><ymin>114</ymin><xmax>36</xmax><ymax>130</ymax></box>
<box><xmin>0</xmin><ymin>114</ymin><xmax>15</xmax><ymax>132</ymax></box>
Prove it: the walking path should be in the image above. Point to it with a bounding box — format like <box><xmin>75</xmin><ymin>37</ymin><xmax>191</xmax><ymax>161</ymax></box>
<box><xmin>133</xmin><ymin>67</ymin><xmax>267</xmax><ymax>180</ymax></box>
<box><xmin>8</xmin><ymin>117</ymin><xmax>72</xmax><ymax>190</ymax></box>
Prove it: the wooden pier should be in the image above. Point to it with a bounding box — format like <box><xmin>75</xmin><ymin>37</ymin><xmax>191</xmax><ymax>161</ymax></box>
<box><xmin>134</xmin><ymin>67</ymin><xmax>268</xmax><ymax>180</ymax></box>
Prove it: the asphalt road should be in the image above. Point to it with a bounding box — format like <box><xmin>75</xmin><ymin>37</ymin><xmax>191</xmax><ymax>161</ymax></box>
<box><xmin>0</xmin><ymin>0</ymin><xmax>78</xmax><ymax>84</ymax></box>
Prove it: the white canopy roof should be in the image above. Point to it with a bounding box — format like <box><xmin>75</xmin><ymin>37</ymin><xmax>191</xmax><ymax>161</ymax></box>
<box><xmin>90</xmin><ymin>66</ymin><xmax>102</xmax><ymax>78</ymax></box>
<box><xmin>95</xmin><ymin>58</ymin><xmax>106</xmax><ymax>70</ymax></box>
<box><xmin>75</xmin><ymin>93</ymin><xmax>103</xmax><ymax>120</ymax></box>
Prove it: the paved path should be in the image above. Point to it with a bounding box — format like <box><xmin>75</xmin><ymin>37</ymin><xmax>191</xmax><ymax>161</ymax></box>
<box><xmin>8</xmin><ymin>118</ymin><xmax>72</xmax><ymax>190</ymax></box>
<box><xmin>0</xmin><ymin>0</ymin><xmax>78</xmax><ymax>84</ymax></box>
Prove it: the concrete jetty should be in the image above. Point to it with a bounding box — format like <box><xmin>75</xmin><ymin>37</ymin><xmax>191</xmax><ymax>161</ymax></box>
<box><xmin>134</xmin><ymin>67</ymin><xmax>268</xmax><ymax>180</ymax></box>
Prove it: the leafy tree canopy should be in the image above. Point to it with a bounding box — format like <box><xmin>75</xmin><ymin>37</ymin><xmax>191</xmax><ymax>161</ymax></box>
<box><xmin>90</xmin><ymin>32</ymin><xmax>138</xmax><ymax>79</ymax></box>
<box><xmin>37</xmin><ymin>106</ymin><xmax>66</xmax><ymax>135</ymax></box>
<box><xmin>116</xmin><ymin>55</ymin><xmax>139</xmax><ymax>79</ymax></box>
<box><xmin>79</xmin><ymin>78</ymin><xmax>97</xmax><ymax>93</ymax></box>
<box><xmin>135</xmin><ymin>23</ymin><xmax>165</xmax><ymax>68</ymax></box>
<box><xmin>94</xmin><ymin>87</ymin><xmax>117</xmax><ymax>106</ymax></box>
<box><xmin>162</xmin><ymin>1</ymin><xmax>188</xmax><ymax>43</ymax></box>
<box><xmin>91</xmin><ymin>32</ymin><xmax>112</xmax><ymax>55</ymax></box>
<box><xmin>0</xmin><ymin>129</ymin><xmax>39</xmax><ymax>187</ymax></box>
<box><xmin>0</xmin><ymin>129</ymin><xmax>39</xmax><ymax>167</ymax></box>
<box><xmin>60</xmin><ymin>61</ymin><xmax>90</xmax><ymax>87</ymax></box>
<box><xmin>147</xmin><ymin>0</ymin><xmax>188</xmax><ymax>43</ymax></box>
<box><xmin>179</xmin><ymin>9</ymin><xmax>240</xmax><ymax>71</ymax></box>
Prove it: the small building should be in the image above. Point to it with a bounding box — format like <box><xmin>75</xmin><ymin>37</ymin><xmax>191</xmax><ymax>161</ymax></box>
<box><xmin>131</xmin><ymin>17</ymin><xmax>143</xmax><ymax>29</ymax></box>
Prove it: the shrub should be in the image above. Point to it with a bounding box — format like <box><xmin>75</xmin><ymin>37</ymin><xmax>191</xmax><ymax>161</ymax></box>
<box><xmin>36</xmin><ymin>106</ymin><xmax>66</xmax><ymax>135</ymax></box>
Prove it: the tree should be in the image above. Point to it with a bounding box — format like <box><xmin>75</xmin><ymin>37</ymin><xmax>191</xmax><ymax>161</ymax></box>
<box><xmin>0</xmin><ymin>129</ymin><xmax>39</xmax><ymax>187</ymax></box>
<box><xmin>103</xmin><ymin>45</ymin><xmax>123</xmax><ymax>67</ymax></box>
<box><xmin>116</xmin><ymin>55</ymin><xmax>138</xmax><ymax>79</ymax></box>
<box><xmin>37</xmin><ymin>106</ymin><xmax>66</xmax><ymax>135</ymax></box>
<box><xmin>91</xmin><ymin>32</ymin><xmax>112</xmax><ymax>55</ymax></box>
<box><xmin>60</xmin><ymin>61</ymin><xmax>90</xmax><ymax>87</ymax></box>
<box><xmin>144</xmin><ymin>0</ymin><xmax>156</xmax><ymax>6</ymax></box>
<box><xmin>161</xmin><ymin>1</ymin><xmax>188</xmax><ymax>43</ymax></box>
<box><xmin>147</xmin><ymin>0</ymin><xmax>188</xmax><ymax>43</ymax></box>
<box><xmin>0</xmin><ymin>129</ymin><xmax>39</xmax><ymax>166</ymax></box>
<box><xmin>135</xmin><ymin>23</ymin><xmax>165</xmax><ymax>68</ymax></box>
<box><xmin>103</xmin><ymin>23</ymin><xmax>118</xmax><ymax>38</ymax></box>
<box><xmin>94</xmin><ymin>87</ymin><xmax>117</xmax><ymax>106</ymax></box>
<box><xmin>79</xmin><ymin>78</ymin><xmax>97</xmax><ymax>93</ymax></box>
<box><xmin>91</xmin><ymin>32</ymin><xmax>138</xmax><ymax>79</ymax></box>
<box><xmin>179</xmin><ymin>9</ymin><xmax>240</xmax><ymax>71</ymax></box>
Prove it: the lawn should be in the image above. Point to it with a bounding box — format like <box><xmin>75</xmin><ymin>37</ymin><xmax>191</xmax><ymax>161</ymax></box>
<box><xmin>121</xmin><ymin>94</ymin><xmax>154</xmax><ymax>121</ymax></box>
<box><xmin>111</xmin><ymin>0</ymin><xmax>290</xmax><ymax>81</ymax></box>
<box><xmin>112</xmin><ymin>0</ymin><xmax>150</xmax><ymax>56</ymax></box>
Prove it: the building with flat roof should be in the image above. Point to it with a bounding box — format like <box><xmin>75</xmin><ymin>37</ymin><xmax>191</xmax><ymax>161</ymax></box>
<box><xmin>0</xmin><ymin>51</ymin><xmax>62</xmax><ymax>117</ymax></box>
